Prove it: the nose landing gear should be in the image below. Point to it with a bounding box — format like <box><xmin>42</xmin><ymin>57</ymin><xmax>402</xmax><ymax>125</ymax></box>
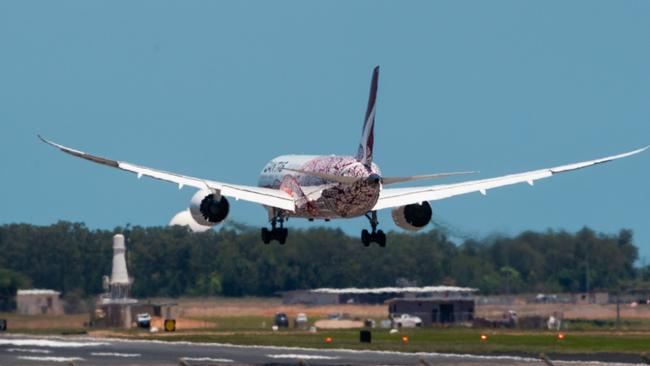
<box><xmin>261</xmin><ymin>216</ymin><xmax>288</xmax><ymax>245</ymax></box>
<box><xmin>361</xmin><ymin>211</ymin><xmax>386</xmax><ymax>247</ymax></box>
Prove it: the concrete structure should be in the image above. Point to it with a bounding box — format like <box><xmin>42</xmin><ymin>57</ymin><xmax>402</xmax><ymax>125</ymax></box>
<box><xmin>93</xmin><ymin>235</ymin><xmax>178</xmax><ymax>328</ymax></box>
<box><xmin>387</xmin><ymin>297</ymin><xmax>475</xmax><ymax>326</ymax></box>
<box><xmin>106</xmin><ymin>234</ymin><xmax>134</xmax><ymax>300</ymax></box>
<box><xmin>282</xmin><ymin>286</ymin><xmax>477</xmax><ymax>305</ymax></box>
<box><xmin>95</xmin><ymin>234</ymin><xmax>137</xmax><ymax>328</ymax></box>
<box><xmin>16</xmin><ymin>289</ymin><xmax>63</xmax><ymax>315</ymax></box>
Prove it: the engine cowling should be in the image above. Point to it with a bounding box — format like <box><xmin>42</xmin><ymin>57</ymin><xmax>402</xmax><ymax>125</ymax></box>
<box><xmin>189</xmin><ymin>190</ymin><xmax>230</xmax><ymax>227</ymax></box>
<box><xmin>391</xmin><ymin>201</ymin><xmax>432</xmax><ymax>231</ymax></box>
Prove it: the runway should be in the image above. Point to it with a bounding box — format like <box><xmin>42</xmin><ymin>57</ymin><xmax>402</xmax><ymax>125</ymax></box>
<box><xmin>0</xmin><ymin>334</ymin><xmax>645</xmax><ymax>365</ymax></box>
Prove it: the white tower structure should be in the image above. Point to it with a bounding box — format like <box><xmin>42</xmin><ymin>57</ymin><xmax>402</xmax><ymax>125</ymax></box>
<box><xmin>105</xmin><ymin>234</ymin><xmax>135</xmax><ymax>302</ymax></box>
<box><xmin>97</xmin><ymin>234</ymin><xmax>137</xmax><ymax>329</ymax></box>
<box><xmin>111</xmin><ymin>234</ymin><xmax>130</xmax><ymax>285</ymax></box>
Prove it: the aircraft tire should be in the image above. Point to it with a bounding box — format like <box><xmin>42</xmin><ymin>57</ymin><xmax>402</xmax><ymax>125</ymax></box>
<box><xmin>361</xmin><ymin>229</ymin><xmax>371</xmax><ymax>246</ymax></box>
<box><xmin>277</xmin><ymin>228</ymin><xmax>288</xmax><ymax>245</ymax></box>
<box><xmin>261</xmin><ymin>228</ymin><xmax>271</xmax><ymax>244</ymax></box>
<box><xmin>377</xmin><ymin>230</ymin><xmax>386</xmax><ymax>247</ymax></box>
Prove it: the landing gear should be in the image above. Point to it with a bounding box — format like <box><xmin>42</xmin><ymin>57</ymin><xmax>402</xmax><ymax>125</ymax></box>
<box><xmin>261</xmin><ymin>216</ymin><xmax>288</xmax><ymax>245</ymax></box>
<box><xmin>361</xmin><ymin>211</ymin><xmax>386</xmax><ymax>247</ymax></box>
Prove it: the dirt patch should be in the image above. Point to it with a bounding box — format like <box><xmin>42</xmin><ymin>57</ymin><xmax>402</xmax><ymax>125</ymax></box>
<box><xmin>149</xmin><ymin>316</ymin><xmax>215</xmax><ymax>330</ymax></box>
<box><xmin>314</xmin><ymin>319</ymin><xmax>364</xmax><ymax>329</ymax></box>
<box><xmin>0</xmin><ymin>313</ymin><xmax>88</xmax><ymax>330</ymax></box>
<box><xmin>174</xmin><ymin>297</ymin><xmax>387</xmax><ymax>319</ymax></box>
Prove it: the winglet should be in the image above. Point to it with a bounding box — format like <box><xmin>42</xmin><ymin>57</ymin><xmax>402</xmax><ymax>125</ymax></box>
<box><xmin>38</xmin><ymin>134</ymin><xmax>120</xmax><ymax>168</ymax></box>
<box><xmin>550</xmin><ymin>145</ymin><xmax>649</xmax><ymax>174</ymax></box>
<box><xmin>38</xmin><ymin>134</ymin><xmax>65</xmax><ymax>150</ymax></box>
<box><xmin>37</xmin><ymin>134</ymin><xmax>50</xmax><ymax>145</ymax></box>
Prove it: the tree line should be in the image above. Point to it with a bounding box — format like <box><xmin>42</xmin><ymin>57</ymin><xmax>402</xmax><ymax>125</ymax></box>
<box><xmin>0</xmin><ymin>221</ymin><xmax>646</xmax><ymax>309</ymax></box>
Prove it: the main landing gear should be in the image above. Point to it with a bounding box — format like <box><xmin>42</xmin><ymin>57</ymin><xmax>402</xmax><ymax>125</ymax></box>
<box><xmin>261</xmin><ymin>216</ymin><xmax>288</xmax><ymax>245</ymax></box>
<box><xmin>362</xmin><ymin>211</ymin><xmax>386</xmax><ymax>247</ymax></box>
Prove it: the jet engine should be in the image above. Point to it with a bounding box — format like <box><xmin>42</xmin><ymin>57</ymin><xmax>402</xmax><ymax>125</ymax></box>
<box><xmin>189</xmin><ymin>190</ymin><xmax>230</xmax><ymax>226</ymax></box>
<box><xmin>391</xmin><ymin>201</ymin><xmax>432</xmax><ymax>231</ymax></box>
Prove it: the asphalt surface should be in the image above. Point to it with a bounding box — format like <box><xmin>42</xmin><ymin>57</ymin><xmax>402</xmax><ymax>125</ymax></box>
<box><xmin>0</xmin><ymin>334</ymin><xmax>646</xmax><ymax>366</ymax></box>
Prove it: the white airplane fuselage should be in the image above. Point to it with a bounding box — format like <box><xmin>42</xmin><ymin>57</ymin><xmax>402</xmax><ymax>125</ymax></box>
<box><xmin>258</xmin><ymin>155</ymin><xmax>382</xmax><ymax>219</ymax></box>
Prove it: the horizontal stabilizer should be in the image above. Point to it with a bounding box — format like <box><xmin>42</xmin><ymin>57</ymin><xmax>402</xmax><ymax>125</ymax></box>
<box><xmin>282</xmin><ymin>168</ymin><xmax>360</xmax><ymax>184</ymax></box>
<box><xmin>382</xmin><ymin>171</ymin><xmax>478</xmax><ymax>185</ymax></box>
<box><xmin>283</xmin><ymin>167</ymin><xmax>478</xmax><ymax>186</ymax></box>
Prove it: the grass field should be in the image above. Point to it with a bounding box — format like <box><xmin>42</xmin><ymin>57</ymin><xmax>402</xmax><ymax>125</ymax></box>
<box><xmin>86</xmin><ymin>314</ymin><xmax>650</xmax><ymax>355</ymax></box>
<box><xmin>5</xmin><ymin>300</ymin><xmax>650</xmax><ymax>355</ymax></box>
<box><xmin>138</xmin><ymin>327</ymin><xmax>650</xmax><ymax>355</ymax></box>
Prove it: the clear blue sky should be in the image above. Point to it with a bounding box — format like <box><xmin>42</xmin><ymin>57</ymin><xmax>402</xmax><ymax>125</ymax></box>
<box><xmin>1</xmin><ymin>1</ymin><xmax>648</xmax><ymax>258</ymax></box>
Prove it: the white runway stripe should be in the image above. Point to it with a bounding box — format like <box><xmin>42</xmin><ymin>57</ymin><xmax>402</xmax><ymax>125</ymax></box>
<box><xmin>6</xmin><ymin>348</ymin><xmax>52</xmax><ymax>354</ymax></box>
<box><xmin>181</xmin><ymin>357</ymin><xmax>234</xmax><ymax>363</ymax></box>
<box><xmin>0</xmin><ymin>338</ymin><xmax>107</xmax><ymax>348</ymax></box>
<box><xmin>91</xmin><ymin>352</ymin><xmax>141</xmax><ymax>357</ymax></box>
<box><xmin>17</xmin><ymin>356</ymin><xmax>85</xmax><ymax>362</ymax></box>
<box><xmin>267</xmin><ymin>353</ymin><xmax>340</xmax><ymax>360</ymax></box>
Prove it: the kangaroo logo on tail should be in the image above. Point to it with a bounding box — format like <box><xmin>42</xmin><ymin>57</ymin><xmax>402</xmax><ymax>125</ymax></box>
<box><xmin>356</xmin><ymin>66</ymin><xmax>379</xmax><ymax>167</ymax></box>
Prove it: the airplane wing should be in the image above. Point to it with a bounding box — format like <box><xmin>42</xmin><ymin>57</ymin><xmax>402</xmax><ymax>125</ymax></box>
<box><xmin>373</xmin><ymin>146</ymin><xmax>648</xmax><ymax>211</ymax></box>
<box><xmin>39</xmin><ymin>135</ymin><xmax>296</xmax><ymax>212</ymax></box>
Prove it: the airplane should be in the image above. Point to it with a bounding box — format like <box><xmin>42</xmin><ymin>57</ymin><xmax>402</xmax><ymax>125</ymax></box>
<box><xmin>39</xmin><ymin>66</ymin><xmax>647</xmax><ymax>247</ymax></box>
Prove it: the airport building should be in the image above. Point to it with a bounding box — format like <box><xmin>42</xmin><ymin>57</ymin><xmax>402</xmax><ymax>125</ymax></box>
<box><xmin>387</xmin><ymin>297</ymin><xmax>475</xmax><ymax>326</ymax></box>
<box><xmin>281</xmin><ymin>286</ymin><xmax>476</xmax><ymax>305</ymax></box>
<box><xmin>16</xmin><ymin>289</ymin><xmax>64</xmax><ymax>315</ymax></box>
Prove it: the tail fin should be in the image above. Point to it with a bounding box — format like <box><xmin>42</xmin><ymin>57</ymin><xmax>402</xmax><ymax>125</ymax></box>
<box><xmin>356</xmin><ymin>66</ymin><xmax>379</xmax><ymax>166</ymax></box>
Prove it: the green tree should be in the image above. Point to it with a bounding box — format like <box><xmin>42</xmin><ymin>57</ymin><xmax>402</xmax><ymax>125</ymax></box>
<box><xmin>0</xmin><ymin>268</ymin><xmax>30</xmax><ymax>311</ymax></box>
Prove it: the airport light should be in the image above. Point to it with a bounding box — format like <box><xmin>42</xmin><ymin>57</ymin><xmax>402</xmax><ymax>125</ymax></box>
<box><xmin>557</xmin><ymin>333</ymin><xmax>565</xmax><ymax>340</ymax></box>
<box><xmin>325</xmin><ymin>337</ymin><xmax>333</xmax><ymax>343</ymax></box>
<box><xmin>480</xmin><ymin>334</ymin><xmax>488</xmax><ymax>341</ymax></box>
<box><xmin>402</xmin><ymin>336</ymin><xmax>409</xmax><ymax>345</ymax></box>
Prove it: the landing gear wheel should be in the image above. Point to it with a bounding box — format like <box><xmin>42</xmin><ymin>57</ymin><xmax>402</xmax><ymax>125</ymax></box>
<box><xmin>361</xmin><ymin>229</ymin><xmax>371</xmax><ymax>247</ymax></box>
<box><xmin>361</xmin><ymin>211</ymin><xmax>387</xmax><ymax>247</ymax></box>
<box><xmin>278</xmin><ymin>228</ymin><xmax>288</xmax><ymax>245</ymax></box>
<box><xmin>376</xmin><ymin>230</ymin><xmax>386</xmax><ymax>247</ymax></box>
<box><xmin>262</xmin><ymin>214</ymin><xmax>289</xmax><ymax>245</ymax></box>
<box><xmin>261</xmin><ymin>228</ymin><xmax>271</xmax><ymax>244</ymax></box>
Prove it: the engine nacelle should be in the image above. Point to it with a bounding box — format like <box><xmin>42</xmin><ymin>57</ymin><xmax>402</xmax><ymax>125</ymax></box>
<box><xmin>391</xmin><ymin>201</ymin><xmax>432</xmax><ymax>231</ymax></box>
<box><xmin>189</xmin><ymin>190</ymin><xmax>230</xmax><ymax>227</ymax></box>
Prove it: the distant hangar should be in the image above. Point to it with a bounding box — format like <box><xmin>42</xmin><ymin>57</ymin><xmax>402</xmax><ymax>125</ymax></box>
<box><xmin>281</xmin><ymin>286</ymin><xmax>476</xmax><ymax>305</ymax></box>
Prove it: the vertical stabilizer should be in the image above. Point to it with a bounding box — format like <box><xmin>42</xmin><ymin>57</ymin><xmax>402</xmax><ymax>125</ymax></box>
<box><xmin>356</xmin><ymin>66</ymin><xmax>379</xmax><ymax>166</ymax></box>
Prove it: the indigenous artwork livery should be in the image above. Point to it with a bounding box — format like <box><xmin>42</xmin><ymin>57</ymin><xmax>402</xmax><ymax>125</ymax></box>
<box><xmin>40</xmin><ymin>67</ymin><xmax>647</xmax><ymax>246</ymax></box>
